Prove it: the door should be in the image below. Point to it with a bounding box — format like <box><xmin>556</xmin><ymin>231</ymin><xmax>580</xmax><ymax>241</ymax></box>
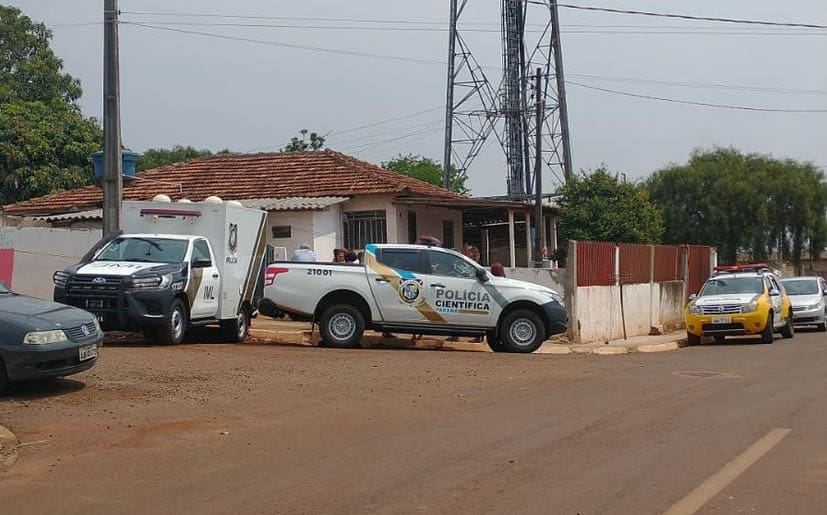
<box><xmin>367</xmin><ymin>247</ymin><xmax>428</xmax><ymax>323</ymax></box>
<box><xmin>422</xmin><ymin>249</ymin><xmax>498</xmax><ymax>328</ymax></box>
<box><xmin>189</xmin><ymin>239</ymin><xmax>220</xmax><ymax>319</ymax></box>
<box><xmin>766</xmin><ymin>276</ymin><xmax>782</xmax><ymax>326</ymax></box>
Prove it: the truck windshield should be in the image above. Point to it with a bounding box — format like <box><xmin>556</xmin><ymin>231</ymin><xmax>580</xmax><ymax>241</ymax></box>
<box><xmin>781</xmin><ymin>279</ymin><xmax>820</xmax><ymax>295</ymax></box>
<box><xmin>95</xmin><ymin>237</ymin><xmax>189</xmax><ymax>264</ymax></box>
<box><xmin>700</xmin><ymin>277</ymin><xmax>765</xmax><ymax>296</ymax></box>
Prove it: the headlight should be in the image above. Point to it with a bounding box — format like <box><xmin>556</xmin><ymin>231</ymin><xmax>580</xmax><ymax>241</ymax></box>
<box><xmin>688</xmin><ymin>302</ymin><xmax>703</xmax><ymax>315</ymax></box>
<box><xmin>128</xmin><ymin>273</ymin><xmax>172</xmax><ymax>290</ymax></box>
<box><xmin>741</xmin><ymin>301</ymin><xmax>758</xmax><ymax>313</ymax></box>
<box><xmin>53</xmin><ymin>271</ymin><xmax>69</xmax><ymax>288</ymax></box>
<box><xmin>24</xmin><ymin>330</ymin><xmax>68</xmax><ymax>345</ymax></box>
<box><xmin>808</xmin><ymin>303</ymin><xmax>823</xmax><ymax>310</ymax></box>
<box><xmin>545</xmin><ymin>290</ymin><xmax>564</xmax><ymax>305</ymax></box>
<box><xmin>93</xmin><ymin>318</ymin><xmax>102</xmax><ymax>334</ymax></box>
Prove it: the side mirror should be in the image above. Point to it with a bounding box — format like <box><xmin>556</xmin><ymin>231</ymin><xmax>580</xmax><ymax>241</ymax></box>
<box><xmin>476</xmin><ymin>268</ymin><xmax>489</xmax><ymax>282</ymax></box>
<box><xmin>192</xmin><ymin>259</ymin><xmax>212</xmax><ymax>269</ymax></box>
<box><xmin>688</xmin><ymin>293</ymin><xmax>697</xmax><ymax>301</ymax></box>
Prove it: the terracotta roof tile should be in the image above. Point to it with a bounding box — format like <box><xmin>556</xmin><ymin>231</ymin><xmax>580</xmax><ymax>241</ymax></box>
<box><xmin>1</xmin><ymin>150</ymin><xmax>464</xmax><ymax>216</ymax></box>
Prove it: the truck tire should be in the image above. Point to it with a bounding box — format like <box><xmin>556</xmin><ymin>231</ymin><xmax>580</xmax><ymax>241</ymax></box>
<box><xmin>687</xmin><ymin>332</ymin><xmax>701</xmax><ymax>346</ymax></box>
<box><xmin>499</xmin><ymin>309</ymin><xmax>546</xmax><ymax>353</ymax></box>
<box><xmin>319</xmin><ymin>304</ymin><xmax>364</xmax><ymax>349</ymax></box>
<box><xmin>158</xmin><ymin>299</ymin><xmax>188</xmax><ymax>345</ymax></box>
<box><xmin>760</xmin><ymin>312</ymin><xmax>774</xmax><ymax>344</ymax></box>
<box><xmin>780</xmin><ymin>309</ymin><xmax>795</xmax><ymax>339</ymax></box>
<box><xmin>222</xmin><ymin>307</ymin><xmax>250</xmax><ymax>343</ymax></box>
<box><xmin>486</xmin><ymin>331</ymin><xmax>507</xmax><ymax>352</ymax></box>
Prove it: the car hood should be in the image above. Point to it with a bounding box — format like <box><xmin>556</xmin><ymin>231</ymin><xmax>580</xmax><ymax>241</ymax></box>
<box><xmin>787</xmin><ymin>294</ymin><xmax>823</xmax><ymax>307</ymax></box>
<box><xmin>0</xmin><ymin>294</ymin><xmax>93</xmax><ymax>330</ymax></box>
<box><xmin>489</xmin><ymin>276</ymin><xmax>559</xmax><ymax>297</ymax></box>
<box><xmin>695</xmin><ymin>294</ymin><xmax>758</xmax><ymax>305</ymax></box>
<box><xmin>76</xmin><ymin>261</ymin><xmax>172</xmax><ymax>277</ymax></box>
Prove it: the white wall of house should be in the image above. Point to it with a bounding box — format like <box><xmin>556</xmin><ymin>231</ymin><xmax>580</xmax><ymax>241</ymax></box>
<box><xmin>266</xmin><ymin>211</ymin><xmax>315</xmax><ymax>260</ymax></box>
<box><xmin>394</xmin><ymin>205</ymin><xmax>463</xmax><ymax>248</ymax></box>
<box><xmin>312</xmin><ymin>206</ymin><xmax>342</xmax><ymax>262</ymax></box>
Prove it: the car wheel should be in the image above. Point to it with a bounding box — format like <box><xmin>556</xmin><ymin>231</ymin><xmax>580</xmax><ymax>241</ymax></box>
<box><xmin>0</xmin><ymin>358</ymin><xmax>7</xmax><ymax>393</ymax></box>
<box><xmin>486</xmin><ymin>331</ymin><xmax>507</xmax><ymax>352</ymax></box>
<box><xmin>499</xmin><ymin>310</ymin><xmax>546</xmax><ymax>353</ymax></box>
<box><xmin>760</xmin><ymin>312</ymin><xmax>774</xmax><ymax>344</ymax></box>
<box><xmin>159</xmin><ymin>299</ymin><xmax>188</xmax><ymax>345</ymax></box>
<box><xmin>222</xmin><ymin>306</ymin><xmax>250</xmax><ymax>343</ymax></box>
<box><xmin>319</xmin><ymin>304</ymin><xmax>364</xmax><ymax>348</ymax></box>
<box><xmin>687</xmin><ymin>332</ymin><xmax>701</xmax><ymax>346</ymax></box>
<box><xmin>780</xmin><ymin>309</ymin><xmax>795</xmax><ymax>339</ymax></box>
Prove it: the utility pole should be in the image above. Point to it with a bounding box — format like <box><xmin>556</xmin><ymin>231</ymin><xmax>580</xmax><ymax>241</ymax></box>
<box><xmin>533</xmin><ymin>68</ymin><xmax>545</xmax><ymax>263</ymax></box>
<box><xmin>442</xmin><ymin>0</ymin><xmax>458</xmax><ymax>190</ymax></box>
<box><xmin>550</xmin><ymin>0</ymin><xmax>573</xmax><ymax>181</ymax></box>
<box><xmin>103</xmin><ymin>0</ymin><xmax>122</xmax><ymax>237</ymax></box>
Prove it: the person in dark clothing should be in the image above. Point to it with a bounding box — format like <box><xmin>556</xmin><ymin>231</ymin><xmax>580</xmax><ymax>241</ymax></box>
<box><xmin>344</xmin><ymin>250</ymin><xmax>358</xmax><ymax>263</ymax></box>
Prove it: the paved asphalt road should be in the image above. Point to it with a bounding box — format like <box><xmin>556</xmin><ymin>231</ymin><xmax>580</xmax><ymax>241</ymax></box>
<box><xmin>1</xmin><ymin>329</ymin><xmax>826</xmax><ymax>514</ymax></box>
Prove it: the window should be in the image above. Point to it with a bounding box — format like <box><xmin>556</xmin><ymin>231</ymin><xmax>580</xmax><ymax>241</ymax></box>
<box><xmin>95</xmin><ymin>237</ymin><xmax>189</xmax><ymax>264</ymax></box>
<box><xmin>191</xmin><ymin>239</ymin><xmax>212</xmax><ymax>266</ymax></box>
<box><xmin>343</xmin><ymin>210</ymin><xmax>387</xmax><ymax>250</ymax></box>
<box><xmin>442</xmin><ymin>220</ymin><xmax>455</xmax><ymax>250</ymax></box>
<box><xmin>377</xmin><ymin>249</ymin><xmax>423</xmax><ymax>274</ymax></box>
<box><xmin>271</xmin><ymin>225</ymin><xmax>291</xmax><ymax>239</ymax></box>
<box><xmin>408</xmin><ymin>210</ymin><xmax>417</xmax><ymax>244</ymax></box>
<box><xmin>426</xmin><ymin>250</ymin><xmax>477</xmax><ymax>279</ymax></box>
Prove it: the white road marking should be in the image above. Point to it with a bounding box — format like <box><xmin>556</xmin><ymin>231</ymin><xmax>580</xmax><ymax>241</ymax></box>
<box><xmin>663</xmin><ymin>428</ymin><xmax>791</xmax><ymax>515</ymax></box>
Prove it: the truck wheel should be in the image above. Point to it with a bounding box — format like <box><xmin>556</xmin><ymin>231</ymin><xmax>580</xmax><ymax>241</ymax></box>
<box><xmin>686</xmin><ymin>332</ymin><xmax>701</xmax><ymax>346</ymax></box>
<box><xmin>499</xmin><ymin>310</ymin><xmax>546</xmax><ymax>353</ymax></box>
<box><xmin>780</xmin><ymin>309</ymin><xmax>795</xmax><ymax>339</ymax></box>
<box><xmin>760</xmin><ymin>312</ymin><xmax>774</xmax><ymax>344</ymax></box>
<box><xmin>319</xmin><ymin>304</ymin><xmax>364</xmax><ymax>348</ymax></box>
<box><xmin>159</xmin><ymin>299</ymin><xmax>188</xmax><ymax>345</ymax></box>
<box><xmin>486</xmin><ymin>331</ymin><xmax>507</xmax><ymax>353</ymax></box>
<box><xmin>222</xmin><ymin>307</ymin><xmax>250</xmax><ymax>343</ymax></box>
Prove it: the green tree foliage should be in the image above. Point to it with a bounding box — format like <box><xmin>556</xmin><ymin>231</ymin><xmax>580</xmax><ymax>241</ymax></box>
<box><xmin>646</xmin><ymin>147</ymin><xmax>827</xmax><ymax>272</ymax></box>
<box><xmin>136</xmin><ymin>145</ymin><xmax>230</xmax><ymax>171</ymax></box>
<box><xmin>381</xmin><ymin>154</ymin><xmax>469</xmax><ymax>195</ymax></box>
<box><xmin>557</xmin><ymin>167</ymin><xmax>664</xmax><ymax>244</ymax></box>
<box><xmin>282</xmin><ymin>129</ymin><xmax>325</xmax><ymax>152</ymax></box>
<box><xmin>0</xmin><ymin>6</ymin><xmax>101</xmax><ymax>205</ymax></box>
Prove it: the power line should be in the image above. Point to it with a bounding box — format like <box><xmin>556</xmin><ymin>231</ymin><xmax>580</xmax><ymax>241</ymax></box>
<box><xmin>567</xmin><ymin>81</ymin><xmax>827</xmax><ymax>113</ymax></box>
<box><xmin>123</xmin><ymin>22</ymin><xmax>827</xmax><ymax>113</ymax></box>
<box><xmin>553</xmin><ymin>3</ymin><xmax>827</xmax><ymax>30</ymax></box>
<box><xmin>567</xmin><ymin>73</ymin><xmax>827</xmax><ymax>96</ymax></box>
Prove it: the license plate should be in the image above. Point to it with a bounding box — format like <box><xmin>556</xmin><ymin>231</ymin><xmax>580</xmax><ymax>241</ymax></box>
<box><xmin>79</xmin><ymin>344</ymin><xmax>97</xmax><ymax>361</ymax></box>
<box><xmin>712</xmin><ymin>316</ymin><xmax>731</xmax><ymax>324</ymax></box>
<box><xmin>86</xmin><ymin>299</ymin><xmax>104</xmax><ymax>309</ymax></box>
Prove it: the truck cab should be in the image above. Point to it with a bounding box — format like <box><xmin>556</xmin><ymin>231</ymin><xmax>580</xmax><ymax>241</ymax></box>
<box><xmin>54</xmin><ymin>200</ymin><xmax>267</xmax><ymax>345</ymax></box>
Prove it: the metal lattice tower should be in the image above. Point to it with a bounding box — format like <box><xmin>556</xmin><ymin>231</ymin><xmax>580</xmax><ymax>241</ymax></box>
<box><xmin>443</xmin><ymin>0</ymin><xmax>573</xmax><ymax>199</ymax></box>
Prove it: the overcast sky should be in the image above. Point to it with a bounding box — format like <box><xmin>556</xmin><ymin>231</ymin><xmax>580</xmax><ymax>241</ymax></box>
<box><xmin>12</xmin><ymin>0</ymin><xmax>827</xmax><ymax>196</ymax></box>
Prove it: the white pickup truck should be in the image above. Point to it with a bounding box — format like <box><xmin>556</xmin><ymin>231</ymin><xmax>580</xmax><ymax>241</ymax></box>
<box><xmin>262</xmin><ymin>244</ymin><xmax>567</xmax><ymax>353</ymax></box>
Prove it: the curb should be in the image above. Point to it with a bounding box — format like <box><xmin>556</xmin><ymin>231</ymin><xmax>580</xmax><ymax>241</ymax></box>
<box><xmin>0</xmin><ymin>424</ymin><xmax>19</xmax><ymax>471</ymax></box>
<box><xmin>544</xmin><ymin>336</ymin><xmax>686</xmax><ymax>356</ymax></box>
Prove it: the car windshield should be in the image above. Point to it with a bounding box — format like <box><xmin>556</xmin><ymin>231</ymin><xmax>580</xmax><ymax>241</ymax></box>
<box><xmin>781</xmin><ymin>279</ymin><xmax>820</xmax><ymax>295</ymax></box>
<box><xmin>700</xmin><ymin>276</ymin><xmax>765</xmax><ymax>296</ymax></box>
<box><xmin>95</xmin><ymin>237</ymin><xmax>189</xmax><ymax>264</ymax></box>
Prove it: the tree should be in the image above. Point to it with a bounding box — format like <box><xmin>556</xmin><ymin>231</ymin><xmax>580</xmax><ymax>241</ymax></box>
<box><xmin>282</xmin><ymin>129</ymin><xmax>325</xmax><ymax>152</ymax></box>
<box><xmin>136</xmin><ymin>145</ymin><xmax>226</xmax><ymax>171</ymax></box>
<box><xmin>645</xmin><ymin>147</ymin><xmax>827</xmax><ymax>272</ymax></box>
<box><xmin>557</xmin><ymin>167</ymin><xmax>663</xmax><ymax>244</ymax></box>
<box><xmin>0</xmin><ymin>6</ymin><xmax>101</xmax><ymax>205</ymax></box>
<box><xmin>382</xmin><ymin>154</ymin><xmax>469</xmax><ymax>195</ymax></box>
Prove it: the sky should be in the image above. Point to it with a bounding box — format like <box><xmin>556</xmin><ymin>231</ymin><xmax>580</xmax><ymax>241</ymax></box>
<box><xmin>11</xmin><ymin>0</ymin><xmax>827</xmax><ymax>196</ymax></box>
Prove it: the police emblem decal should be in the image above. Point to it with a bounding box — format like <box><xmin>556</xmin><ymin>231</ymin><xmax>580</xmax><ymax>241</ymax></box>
<box><xmin>398</xmin><ymin>279</ymin><xmax>423</xmax><ymax>305</ymax></box>
<box><xmin>228</xmin><ymin>223</ymin><xmax>238</xmax><ymax>253</ymax></box>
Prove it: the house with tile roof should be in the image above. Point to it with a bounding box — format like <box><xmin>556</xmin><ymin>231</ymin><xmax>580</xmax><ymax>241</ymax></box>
<box><xmin>1</xmin><ymin>150</ymin><xmax>549</xmax><ymax>267</ymax></box>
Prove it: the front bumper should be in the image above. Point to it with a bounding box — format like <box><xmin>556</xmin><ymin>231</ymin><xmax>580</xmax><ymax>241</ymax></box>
<box><xmin>685</xmin><ymin>310</ymin><xmax>769</xmax><ymax>337</ymax></box>
<box><xmin>55</xmin><ymin>286</ymin><xmax>176</xmax><ymax>331</ymax></box>
<box><xmin>542</xmin><ymin>300</ymin><xmax>568</xmax><ymax>337</ymax></box>
<box><xmin>792</xmin><ymin>306</ymin><xmax>826</xmax><ymax>325</ymax></box>
<box><xmin>2</xmin><ymin>335</ymin><xmax>101</xmax><ymax>382</ymax></box>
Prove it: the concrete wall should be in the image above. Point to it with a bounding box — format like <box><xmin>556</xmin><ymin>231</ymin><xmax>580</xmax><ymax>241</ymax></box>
<box><xmin>571</xmin><ymin>281</ymin><xmax>687</xmax><ymax>344</ymax></box>
<box><xmin>400</xmin><ymin>205</ymin><xmax>463</xmax><ymax>249</ymax></box>
<box><xmin>506</xmin><ymin>267</ymin><xmax>567</xmax><ymax>297</ymax></box>
<box><xmin>0</xmin><ymin>227</ymin><xmax>103</xmax><ymax>299</ymax></box>
<box><xmin>312</xmin><ymin>207</ymin><xmax>341</xmax><ymax>262</ymax></box>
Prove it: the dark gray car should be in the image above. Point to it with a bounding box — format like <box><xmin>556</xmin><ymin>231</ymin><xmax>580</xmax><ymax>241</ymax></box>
<box><xmin>0</xmin><ymin>281</ymin><xmax>101</xmax><ymax>391</ymax></box>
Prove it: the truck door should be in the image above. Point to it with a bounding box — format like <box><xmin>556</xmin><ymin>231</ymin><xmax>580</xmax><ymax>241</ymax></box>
<box><xmin>189</xmin><ymin>238</ymin><xmax>220</xmax><ymax>319</ymax></box>
<box><xmin>366</xmin><ymin>248</ymin><xmax>429</xmax><ymax>323</ymax></box>
<box><xmin>422</xmin><ymin>249</ymin><xmax>497</xmax><ymax>328</ymax></box>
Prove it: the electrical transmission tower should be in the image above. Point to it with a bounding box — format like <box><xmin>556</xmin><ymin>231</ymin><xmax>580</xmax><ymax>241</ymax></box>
<box><xmin>443</xmin><ymin>0</ymin><xmax>573</xmax><ymax>199</ymax></box>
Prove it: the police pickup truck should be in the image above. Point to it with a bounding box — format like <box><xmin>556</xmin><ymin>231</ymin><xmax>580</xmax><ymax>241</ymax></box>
<box><xmin>262</xmin><ymin>244</ymin><xmax>567</xmax><ymax>353</ymax></box>
<box><xmin>54</xmin><ymin>198</ymin><xmax>267</xmax><ymax>345</ymax></box>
